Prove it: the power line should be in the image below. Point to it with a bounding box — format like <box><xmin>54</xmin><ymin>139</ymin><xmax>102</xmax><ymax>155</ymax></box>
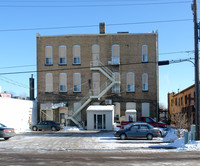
<box><xmin>0</xmin><ymin>57</ymin><xmax>195</xmax><ymax>76</ymax></box>
<box><xmin>0</xmin><ymin>19</ymin><xmax>192</xmax><ymax>32</ymax></box>
<box><xmin>0</xmin><ymin>1</ymin><xmax>191</xmax><ymax>8</ymax></box>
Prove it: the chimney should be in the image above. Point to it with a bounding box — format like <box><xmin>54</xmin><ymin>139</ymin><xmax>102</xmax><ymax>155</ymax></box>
<box><xmin>29</xmin><ymin>74</ymin><xmax>35</xmax><ymax>100</ymax></box>
<box><xmin>99</xmin><ymin>22</ymin><xmax>105</xmax><ymax>34</ymax></box>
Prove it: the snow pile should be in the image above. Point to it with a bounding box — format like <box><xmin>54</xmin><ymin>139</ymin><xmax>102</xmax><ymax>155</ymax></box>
<box><xmin>62</xmin><ymin>126</ymin><xmax>81</xmax><ymax>131</ymax></box>
<box><xmin>113</xmin><ymin>123</ymin><xmax>120</xmax><ymax>131</ymax></box>
<box><xmin>162</xmin><ymin>127</ymin><xmax>178</xmax><ymax>143</ymax></box>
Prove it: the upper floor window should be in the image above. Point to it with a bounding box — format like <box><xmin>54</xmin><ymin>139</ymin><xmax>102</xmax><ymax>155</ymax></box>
<box><xmin>59</xmin><ymin>73</ymin><xmax>67</xmax><ymax>92</ymax></box>
<box><xmin>142</xmin><ymin>45</ymin><xmax>148</xmax><ymax>62</ymax></box>
<box><xmin>45</xmin><ymin>46</ymin><xmax>53</xmax><ymax>65</ymax></box>
<box><xmin>92</xmin><ymin>44</ymin><xmax>100</xmax><ymax>66</ymax></box>
<box><xmin>126</xmin><ymin>72</ymin><xmax>135</xmax><ymax>92</ymax></box>
<box><xmin>112</xmin><ymin>44</ymin><xmax>120</xmax><ymax>65</ymax></box>
<box><xmin>73</xmin><ymin>73</ymin><xmax>81</xmax><ymax>92</ymax></box>
<box><xmin>112</xmin><ymin>72</ymin><xmax>120</xmax><ymax>93</ymax></box>
<box><xmin>45</xmin><ymin>73</ymin><xmax>53</xmax><ymax>92</ymax></box>
<box><xmin>73</xmin><ymin>45</ymin><xmax>81</xmax><ymax>64</ymax></box>
<box><xmin>59</xmin><ymin>45</ymin><xmax>67</xmax><ymax>65</ymax></box>
<box><xmin>142</xmin><ymin>73</ymin><xmax>148</xmax><ymax>91</ymax></box>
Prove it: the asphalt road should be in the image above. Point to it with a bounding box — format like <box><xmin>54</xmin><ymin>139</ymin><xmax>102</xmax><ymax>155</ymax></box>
<box><xmin>0</xmin><ymin>151</ymin><xmax>200</xmax><ymax>166</ymax></box>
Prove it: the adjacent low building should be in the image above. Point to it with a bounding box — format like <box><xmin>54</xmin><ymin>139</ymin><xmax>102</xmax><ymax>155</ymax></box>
<box><xmin>168</xmin><ymin>84</ymin><xmax>196</xmax><ymax>128</ymax></box>
<box><xmin>37</xmin><ymin>23</ymin><xmax>159</xmax><ymax>129</ymax></box>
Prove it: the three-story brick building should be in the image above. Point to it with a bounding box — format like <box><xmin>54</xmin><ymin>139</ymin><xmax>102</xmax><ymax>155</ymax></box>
<box><xmin>37</xmin><ymin>23</ymin><xmax>159</xmax><ymax>129</ymax></box>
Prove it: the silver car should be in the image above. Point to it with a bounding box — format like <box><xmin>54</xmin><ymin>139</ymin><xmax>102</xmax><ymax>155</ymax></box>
<box><xmin>114</xmin><ymin>122</ymin><xmax>161</xmax><ymax>140</ymax></box>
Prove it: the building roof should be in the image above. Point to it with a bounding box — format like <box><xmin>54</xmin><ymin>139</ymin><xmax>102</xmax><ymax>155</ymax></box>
<box><xmin>86</xmin><ymin>105</ymin><xmax>114</xmax><ymax>111</ymax></box>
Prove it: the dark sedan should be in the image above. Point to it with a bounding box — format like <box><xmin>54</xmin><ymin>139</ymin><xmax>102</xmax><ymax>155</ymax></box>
<box><xmin>0</xmin><ymin>123</ymin><xmax>15</xmax><ymax>140</ymax></box>
<box><xmin>31</xmin><ymin>121</ymin><xmax>64</xmax><ymax>131</ymax></box>
<box><xmin>114</xmin><ymin>122</ymin><xmax>161</xmax><ymax>140</ymax></box>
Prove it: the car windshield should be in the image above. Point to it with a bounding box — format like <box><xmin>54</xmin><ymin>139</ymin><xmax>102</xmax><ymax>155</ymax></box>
<box><xmin>0</xmin><ymin>123</ymin><xmax>6</xmax><ymax>127</ymax></box>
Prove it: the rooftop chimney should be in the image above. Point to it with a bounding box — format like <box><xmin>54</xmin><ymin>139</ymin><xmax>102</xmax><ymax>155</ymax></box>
<box><xmin>99</xmin><ymin>22</ymin><xmax>105</xmax><ymax>34</ymax></box>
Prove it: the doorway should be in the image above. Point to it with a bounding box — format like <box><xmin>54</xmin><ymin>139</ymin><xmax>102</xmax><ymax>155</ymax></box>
<box><xmin>94</xmin><ymin>114</ymin><xmax>106</xmax><ymax>130</ymax></box>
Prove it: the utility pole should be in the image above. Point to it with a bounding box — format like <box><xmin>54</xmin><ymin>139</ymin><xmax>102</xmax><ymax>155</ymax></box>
<box><xmin>192</xmin><ymin>0</ymin><xmax>199</xmax><ymax>140</ymax></box>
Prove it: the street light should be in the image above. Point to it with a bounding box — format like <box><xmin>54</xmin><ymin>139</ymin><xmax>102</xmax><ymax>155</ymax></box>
<box><xmin>159</xmin><ymin>58</ymin><xmax>199</xmax><ymax>140</ymax></box>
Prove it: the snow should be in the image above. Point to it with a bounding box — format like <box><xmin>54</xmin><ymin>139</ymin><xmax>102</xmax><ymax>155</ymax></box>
<box><xmin>0</xmin><ymin>125</ymin><xmax>200</xmax><ymax>152</ymax></box>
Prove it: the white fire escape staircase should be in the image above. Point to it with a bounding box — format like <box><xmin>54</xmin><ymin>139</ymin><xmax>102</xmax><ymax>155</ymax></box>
<box><xmin>67</xmin><ymin>60</ymin><xmax>120</xmax><ymax>128</ymax></box>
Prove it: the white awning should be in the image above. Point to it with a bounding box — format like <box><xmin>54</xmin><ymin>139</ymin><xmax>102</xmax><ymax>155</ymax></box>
<box><xmin>86</xmin><ymin>105</ymin><xmax>114</xmax><ymax>112</ymax></box>
<box><xmin>126</xmin><ymin>109</ymin><xmax>137</xmax><ymax>113</ymax></box>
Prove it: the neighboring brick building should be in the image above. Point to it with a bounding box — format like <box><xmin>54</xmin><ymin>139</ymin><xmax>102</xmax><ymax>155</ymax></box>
<box><xmin>37</xmin><ymin>23</ymin><xmax>159</xmax><ymax>129</ymax></box>
<box><xmin>168</xmin><ymin>84</ymin><xmax>196</xmax><ymax>128</ymax></box>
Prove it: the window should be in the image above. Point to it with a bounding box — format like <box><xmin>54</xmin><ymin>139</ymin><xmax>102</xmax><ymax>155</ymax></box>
<box><xmin>92</xmin><ymin>44</ymin><xmax>100</xmax><ymax>66</ymax></box>
<box><xmin>185</xmin><ymin>95</ymin><xmax>187</xmax><ymax>104</ymax></box>
<box><xmin>45</xmin><ymin>46</ymin><xmax>53</xmax><ymax>65</ymax></box>
<box><xmin>112</xmin><ymin>44</ymin><xmax>120</xmax><ymax>65</ymax></box>
<box><xmin>142</xmin><ymin>45</ymin><xmax>148</xmax><ymax>62</ymax></box>
<box><xmin>142</xmin><ymin>73</ymin><xmax>148</xmax><ymax>91</ymax></box>
<box><xmin>59</xmin><ymin>45</ymin><xmax>67</xmax><ymax>64</ymax></box>
<box><xmin>142</xmin><ymin>103</ymin><xmax>150</xmax><ymax>117</ymax></box>
<box><xmin>140</xmin><ymin>125</ymin><xmax>149</xmax><ymax>129</ymax></box>
<box><xmin>126</xmin><ymin>72</ymin><xmax>135</xmax><ymax>92</ymax></box>
<box><xmin>73</xmin><ymin>45</ymin><xmax>81</xmax><ymax>64</ymax></box>
<box><xmin>73</xmin><ymin>73</ymin><xmax>81</xmax><ymax>92</ymax></box>
<box><xmin>59</xmin><ymin>73</ymin><xmax>67</xmax><ymax>92</ymax></box>
<box><xmin>112</xmin><ymin>72</ymin><xmax>120</xmax><ymax>93</ymax></box>
<box><xmin>45</xmin><ymin>73</ymin><xmax>53</xmax><ymax>92</ymax></box>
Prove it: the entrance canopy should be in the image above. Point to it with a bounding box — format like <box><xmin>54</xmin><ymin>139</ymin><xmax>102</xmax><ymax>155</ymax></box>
<box><xmin>86</xmin><ymin>105</ymin><xmax>114</xmax><ymax>112</ymax></box>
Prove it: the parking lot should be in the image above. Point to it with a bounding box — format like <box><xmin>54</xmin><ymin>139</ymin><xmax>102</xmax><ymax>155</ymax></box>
<box><xmin>0</xmin><ymin>130</ymin><xmax>169</xmax><ymax>152</ymax></box>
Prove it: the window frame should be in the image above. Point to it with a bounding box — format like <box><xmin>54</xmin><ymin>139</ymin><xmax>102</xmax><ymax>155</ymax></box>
<box><xmin>142</xmin><ymin>73</ymin><xmax>148</xmax><ymax>91</ymax></box>
<box><xmin>45</xmin><ymin>73</ymin><xmax>53</xmax><ymax>92</ymax></box>
<box><xmin>142</xmin><ymin>45</ymin><xmax>148</xmax><ymax>62</ymax></box>
<box><xmin>112</xmin><ymin>44</ymin><xmax>120</xmax><ymax>65</ymax></box>
<box><xmin>126</xmin><ymin>72</ymin><xmax>135</xmax><ymax>92</ymax></box>
<box><xmin>45</xmin><ymin>46</ymin><xmax>53</xmax><ymax>65</ymax></box>
<box><xmin>59</xmin><ymin>73</ymin><xmax>67</xmax><ymax>92</ymax></box>
<box><xmin>59</xmin><ymin>45</ymin><xmax>67</xmax><ymax>65</ymax></box>
<box><xmin>73</xmin><ymin>73</ymin><xmax>81</xmax><ymax>92</ymax></box>
<box><xmin>73</xmin><ymin>45</ymin><xmax>81</xmax><ymax>65</ymax></box>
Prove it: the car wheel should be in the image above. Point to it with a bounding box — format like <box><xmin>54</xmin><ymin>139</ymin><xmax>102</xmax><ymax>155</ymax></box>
<box><xmin>147</xmin><ymin>134</ymin><xmax>153</xmax><ymax>140</ymax></box>
<box><xmin>4</xmin><ymin>138</ymin><xmax>9</xmax><ymax>140</ymax></box>
<box><xmin>51</xmin><ymin>126</ymin><xmax>56</xmax><ymax>131</ymax></box>
<box><xmin>32</xmin><ymin>126</ymin><xmax>38</xmax><ymax>131</ymax></box>
<box><xmin>120</xmin><ymin>134</ymin><xmax>127</xmax><ymax>140</ymax></box>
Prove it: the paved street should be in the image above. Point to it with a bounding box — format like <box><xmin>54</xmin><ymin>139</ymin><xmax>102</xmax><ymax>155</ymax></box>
<box><xmin>0</xmin><ymin>131</ymin><xmax>200</xmax><ymax>165</ymax></box>
<box><xmin>0</xmin><ymin>151</ymin><xmax>200</xmax><ymax>166</ymax></box>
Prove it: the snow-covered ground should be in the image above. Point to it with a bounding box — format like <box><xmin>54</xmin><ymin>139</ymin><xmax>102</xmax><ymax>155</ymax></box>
<box><xmin>0</xmin><ymin>126</ymin><xmax>200</xmax><ymax>153</ymax></box>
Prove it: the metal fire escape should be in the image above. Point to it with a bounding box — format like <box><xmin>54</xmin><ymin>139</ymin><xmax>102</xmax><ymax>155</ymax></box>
<box><xmin>67</xmin><ymin>60</ymin><xmax>120</xmax><ymax>128</ymax></box>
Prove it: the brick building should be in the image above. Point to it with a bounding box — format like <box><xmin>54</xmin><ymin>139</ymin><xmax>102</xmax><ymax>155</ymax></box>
<box><xmin>168</xmin><ymin>84</ymin><xmax>196</xmax><ymax>128</ymax></box>
<box><xmin>37</xmin><ymin>23</ymin><xmax>159</xmax><ymax>129</ymax></box>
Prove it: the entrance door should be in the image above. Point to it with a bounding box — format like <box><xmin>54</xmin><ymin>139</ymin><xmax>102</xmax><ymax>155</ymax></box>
<box><xmin>94</xmin><ymin>114</ymin><xmax>106</xmax><ymax>130</ymax></box>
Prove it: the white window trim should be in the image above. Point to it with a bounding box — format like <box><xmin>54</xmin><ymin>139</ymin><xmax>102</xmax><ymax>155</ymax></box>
<box><xmin>59</xmin><ymin>73</ymin><xmax>67</xmax><ymax>92</ymax></box>
<box><xmin>59</xmin><ymin>45</ymin><xmax>67</xmax><ymax>65</ymax></box>
<box><xmin>45</xmin><ymin>46</ymin><xmax>53</xmax><ymax>65</ymax></box>
<box><xmin>112</xmin><ymin>44</ymin><xmax>120</xmax><ymax>65</ymax></box>
<box><xmin>73</xmin><ymin>45</ymin><xmax>81</xmax><ymax>65</ymax></box>
<box><xmin>142</xmin><ymin>45</ymin><xmax>148</xmax><ymax>62</ymax></box>
<box><xmin>142</xmin><ymin>73</ymin><xmax>148</xmax><ymax>91</ymax></box>
<box><xmin>126</xmin><ymin>72</ymin><xmax>135</xmax><ymax>92</ymax></box>
<box><xmin>73</xmin><ymin>73</ymin><xmax>81</xmax><ymax>92</ymax></box>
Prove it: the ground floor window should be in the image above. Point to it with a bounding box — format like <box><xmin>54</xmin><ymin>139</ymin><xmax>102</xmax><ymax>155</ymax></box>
<box><xmin>94</xmin><ymin>114</ymin><xmax>106</xmax><ymax>130</ymax></box>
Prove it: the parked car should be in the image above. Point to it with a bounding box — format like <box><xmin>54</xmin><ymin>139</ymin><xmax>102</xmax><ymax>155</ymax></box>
<box><xmin>120</xmin><ymin>117</ymin><xmax>167</xmax><ymax>129</ymax></box>
<box><xmin>31</xmin><ymin>121</ymin><xmax>64</xmax><ymax>131</ymax></box>
<box><xmin>114</xmin><ymin>122</ymin><xmax>161</xmax><ymax>140</ymax></box>
<box><xmin>0</xmin><ymin>123</ymin><xmax>15</xmax><ymax>140</ymax></box>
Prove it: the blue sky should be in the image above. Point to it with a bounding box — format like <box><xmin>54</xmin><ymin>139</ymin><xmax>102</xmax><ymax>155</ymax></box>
<box><xmin>0</xmin><ymin>0</ymin><xmax>197</xmax><ymax>107</ymax></box>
